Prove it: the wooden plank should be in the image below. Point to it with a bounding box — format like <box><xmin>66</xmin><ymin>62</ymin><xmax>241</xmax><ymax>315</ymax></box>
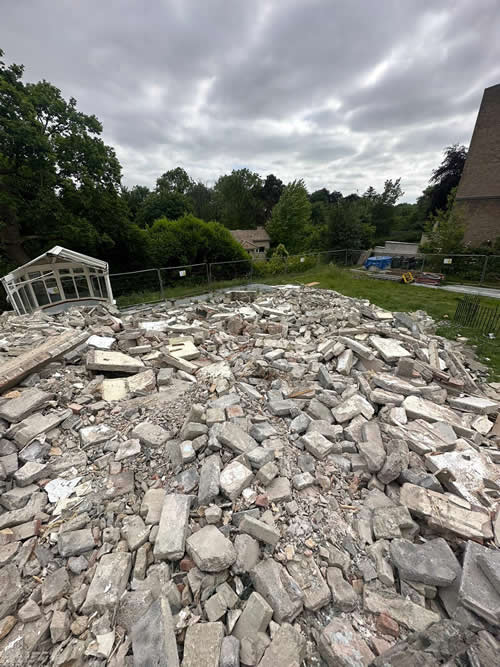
<box><xmin>0</xmin><ymin>330</ymin><xmax>88</xmax><ymax>393</ymax></box>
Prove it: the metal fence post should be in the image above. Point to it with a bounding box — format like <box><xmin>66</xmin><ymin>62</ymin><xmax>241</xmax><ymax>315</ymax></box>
<box><xmin>206</xmin><ymin>263</ymin><xmax>211</xmax><ymax>287</ymax></box>
<box><xmin>345</xmin><ymin>249</ymin><xmax>348</xmax><ymax>266</ymax></box>
<box><xmin>480</xmin><ymin>256</ymin><xmax>489</xmax><ymax>286</ymax></box>
<box><xmin>156</xmin><ymin>269</ymin><xmax>164</xmax><ymax>300</ymax></box>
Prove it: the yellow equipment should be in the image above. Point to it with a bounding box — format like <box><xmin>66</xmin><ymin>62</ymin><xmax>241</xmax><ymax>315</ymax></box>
<box><xmin>401</xmin><ymin>271</ymin><xmax>414</xmax><ymax>284</ymax></box>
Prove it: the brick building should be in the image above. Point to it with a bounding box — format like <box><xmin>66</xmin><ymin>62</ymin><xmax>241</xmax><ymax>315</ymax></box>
<box><xmin>455</xmin><ymin>83</ymin><xmax>500</xmax><ymax>246</ymax></box>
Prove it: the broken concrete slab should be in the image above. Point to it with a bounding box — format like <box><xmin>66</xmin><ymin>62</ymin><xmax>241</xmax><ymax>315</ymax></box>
<box><xmin>220</xmin><ymin>460</ymin><xmax>253</xmax><ymax>500</ymax></box>
<box><xmin>251</xmin><ymin>559</ymin><xmax>303</xmax><ymax>623</ymax></box>
<box><xmin>390</xmin><ymin>538</ymin><xmax>459</xmax><ymax>587</ymax></box>
<box><xmin>0</xmin><ymin>388</ymin><xmax>53</xmax><ymax>423</ymax></box>
<box><xmin>217</xmin><ymin>422</ymin><xmax>258</xmax><ymax>454</ymax></box>
<box><xmin>82</xmin><ymin>552</ymin><xmax>132</xmax><ymax>614</ymax></box>
<box><xmin>370</xmin><ymin>335</ymin><xmax>412</xmax><ymax>363</ymax></box>
<box><xmin>154</xmin><ymin>494</ymin><xmax>192</xmax><ymax>561</ymax></box>
<box><xmin>86</xmin><ymin>349</ymin><xmax>145</xmax><ymax>373</ymax></box>
<box><xmin>131</xmin><ymin>597</ymin><xmax>179</xmax><ymax>667</ymax></box>
<box><xmin>182</xmin><ymin>622</ymin><xmax>224</xmax><ymax>667</ymax></box>
<box><xmin>478</xmin><ymin>550</ymin><xmax>500</xmax><ymax>596</ymax></box>
<box><xmin>233</xmin><ymin>591</ymin><xmax>273</xmax><ymax>641</ymax></box>
<box><xmin>400</xmin><ymin>483</ymin><xmax>493</xmax><ymax>541</ymax></box>
<box><xmin>459</xmin><ymin>541</ymin><xmax>500</xmax><ymax>626</ymax></box>
<box><xmin>259</xmin><ymin>623</ymin><xmax>306</xmax><ymax>667</ymax></box>
<box><xmin>364</xmin><ymin>587</ymin><xmax>440</xmax><ymax>632</ymax></box>
<box><xmin>448</xmin><ymin>395</ymin><xmax>499</xmax><ymax>415</ymax></box>
<box><xmin>131</xmin><ymin>421</ymin><xmax>169</xmax><ymax>448</ymax></box>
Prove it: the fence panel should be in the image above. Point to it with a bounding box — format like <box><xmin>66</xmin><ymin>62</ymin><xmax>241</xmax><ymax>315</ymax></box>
<box><xmin>454</xmin><ymin>296</ymin><xmax>500</xmax><ymax>334</ymax></box>
<box><xmin>209</xmin><ymin>258</ymin><xmax>254</xmax><ymax>286</ymax></box>
<box><xmin>159</xmin><ymin>262</ymin><xmax>209</xmax><ymax>299</ymax></box>
<box><xmin>110</xmin><ymin>269</ymin><xmax>161</xmax><ymax>307</ymax></box>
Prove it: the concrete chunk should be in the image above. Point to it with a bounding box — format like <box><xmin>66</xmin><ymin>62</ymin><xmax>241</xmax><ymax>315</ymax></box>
<box><xmin>459</xmin><ymin>541</ymin><xmax>500</xmax><ymax>626</ymax></box>
<box><xmin>239</xmin><ymin>515</ymin><xmax>280</xmax><ymax>546</ymax></box>
<box><xmin>58</xmin><ymin>529</ymin><xmax>95</xmax><ymax>557</ymax></box>
<box><xmin>326</xmin><ymin>567</ymin><xmax>357</xmax><ymax>611</ymax></box>
<box><xmin>82</xmin><ymin>552</ymin><xmax>132</xmax><ymax>614</ymax></box>
<box><xmin>13</xmin><ymin>461</ymin><xmax>48</xmax><ymax>487</ymax></box>
<box><xmin>0</xmin><ymin>389</ymin><xmax>53</xmax><ymax>423</ymax></box>
<box><xmin>400</xmin><ymin>483</ymin><xmax>493</xmax><ymax>541</ymax></box>
<box><xmin>318</xmin><ymin>617</ymin><xmax>374</xmax><ymax>667</ymax></box>
<box><xmin>448</xmin><ymin>395</ymin><xmax>499</xmax><ymax>415</ymax></box>
<box><xmin>286</xmin><ymin>557</ymin><xmax>330</xmax><ymax>611</ymax></box>
<box><xmin>217</xmin><ymin>422</ymin><xmax>258</xmax><ymax>454</ymax></box>
<box><xmin>251</xmin><ymin>559</ymin><xmax>303</xmax><ymax>623</ymax></box>
<box><xmin>182</xmin><ymin>622</ymin><xmax>223</xmax><ymax>667</ymax></box>
<box><xmin>131</xmin><ymin>421</ymin><xmax>169</xmax><ymax>447</ymax></box>
<box><xmin>86</xmin><ymin>349</ymin><xmax>145</xmax><ymax>373</ymax></box>
<box><xmin>131</xmin><ymin>597</ymin><xmax>179</xmax><ymax>667</ymax></box>
<box><xmin>198</xmin><ymin>454</ymin><xmax>221</xmax><ymax>505</ymax></box>
<box><xmin>220</xmin><ymin>460</ymin><xmax>253</xmax><ymax>500</ymax></box>
<box><xmin>186</xmin><ymin>525</ymin><xmax>236</xmax><ymax>572</ymax></box>
<box><xmin>370</xmin><ymin>335</ymin><xmax>412</xmax><ymax>363</ymax></box>
<box><xmin>364</xmin><ymin>587</ymin><xmax>440</xmax><ymax>632</ymax></box>
<box><xmin>233</xmin><ymin>591</ymin><xmax>273</xmax><ymax>640</ymax></box>
<box><xmin>259</xmin><ymin>623</ymin><xmax>306</xmax><ymax>667</ymax></box>
<box><xmin>154</xmin><ymin>494</ymin><xmax>192</xmax><ymax>560</ymax></box>
<box><xmin>390</xmin><ymin>538</ymin><xmax>458</xmax><ymax>586</ymax></box>
<box><xmin>301</xmin><ymin>431</ymin><xmax>337</xmax><ymax>460</ymax></box>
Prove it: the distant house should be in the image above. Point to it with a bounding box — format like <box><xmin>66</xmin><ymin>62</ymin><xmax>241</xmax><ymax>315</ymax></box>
<box><xmin>229</xmin><ymin>227</ymin><xmax>271</xmax><ymax>256</ymax></box>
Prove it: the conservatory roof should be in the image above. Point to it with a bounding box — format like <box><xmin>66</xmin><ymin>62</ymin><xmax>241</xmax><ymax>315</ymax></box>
<box><xmin>3</xmin><ymin>246</ymin><xmax>108</xmax><ymax>282</ymax></box>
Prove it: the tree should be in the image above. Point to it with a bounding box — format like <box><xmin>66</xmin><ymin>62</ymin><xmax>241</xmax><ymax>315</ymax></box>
<box><xmin>420</xmin><ymin>188</ymin><xmax>465</xmax><ymax>254</ymax></box>
<box><xmin>187</xmin><ymin>181</ymin><xmax>216</xmax><ymax>221</ymax></box>
<box><xmin>145</xmin><ymin>214</ymin><xmax>248</xmax><ymax>267</ymax></box>
<box><xmin>214</xmin><ymin>169</ymin><xmax>263</xmax><ymax>229</ymax></box>
<box><xmin>122</xmin><ymin>185</ymin><xmax>150</xmax><ymax>220</ymax></box>
<box><xmin>258</xmin><ymin>174</ymin><xmax>284</xmax><ymax>223</ymax></box>
<box><xmin>156</xmin><ymin>167</ymin><xmax>194</xmax><ymax>195</ymax></box>
<box><xmin>266</xmin><ymin>180</ymin><xmax>311</xmax><ymax>253</ymax></box>
<box><xmin>136</xmin><ymin>190</ymin><xmax>192</xmax><ymax>228</ymax></box>
<box><xmin>326</xmin><ymin>200</ymin><xmax>374</xmax><ymax>250</ymax></box>
<box><xmin>0</xmin><ymin>49</ymin><xmax>139</xmax><ymax>267</ymax></box>
<box><xmin>427</xmin><ymin>144</ymin><xmax>467</xmax><ymax>215</ymax></box>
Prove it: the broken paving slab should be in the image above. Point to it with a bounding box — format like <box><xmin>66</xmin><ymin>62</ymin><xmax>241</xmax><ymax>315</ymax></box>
<box><xmin>154</xmin><ymin>494</ymin><xmax>192</xmax><ymax>561</ymax></box>
<box><xmin>286</xmin><ymin>557</ymin><xmax>331</xmax><ymax>611</ymax></box>
<box><xmin>86</xmin><ymin>349</ymin><xmax>145</xmax><ymax>373</ymax></box>
<box><xmin>400</xmin><ymin>483</ymin><xmax>493</xmax><ymax>541</ymax></box>
<box><xmin>12</xmin><ymin>409</ymin><xmax>71</xmax><ymax>447</ymax></box>
<box><xmin>131</xmin><ymin>597</ymin><xmax>179</xmax><ymax>667</ymax></box>
<box><xmin>131</xmin><ymin>421</ymin><xmax>169</xmax><ymax>447</ymax></box>
<box><xmin>459</xmin><ymin>541</ymin><xmax>500</xmax><ymax>626</ymax></box>
<box><xmin>364</xmin><ymin>587</ymin><xmax>440</xmax><ymax>632</ymax></box>
<box><xmin>389</xmin><ymin>538</ymin><xmax>459</xmax><ymax>586</ymax></box>
<box><xmin>182</xmin><ymin>622</ymin><xmax>224</xmax><ymax>667</ymax></box>
<box><xmin>448</xmin><ymin>395</ymin><xmax>499</xmax><ymax>415</ymax></box>
<box><xmin>369</xmin><ymin>335</ymin><xmax>412</xmax><ymax>363</ymax></box>
<box><xmin>0</xmin><ymin>388</ymin><xmax>53</xmax><ymax>423</ymax></box>
<box><xmin>402</xmin><ymin>395</ymin><xmax>466</xmax><ymax>431</ymax></box>
<box><xmin>82</xmin><ymin>552</ymin><xmax>132</xmax><ymax>614</ymax></box>
<box><xmin>217</xmin><ymin>422</ymin><xmax>258</xmax><ymax>454</ymax></box>
<box><xmin>259</xmin><ymin>623</ymin><xmax>306</xmax><ymax>667</ymax></box>
<box><xmin>477</xmin><ymin>550</ymin><xmax>500</xmax><ymax>595</ymax></box>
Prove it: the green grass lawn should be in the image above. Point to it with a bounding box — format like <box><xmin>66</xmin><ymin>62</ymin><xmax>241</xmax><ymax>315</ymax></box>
<box><xmin>116</xmin><ymin>264</ymin><xmax>499</xmax><ymax>380</ymax></box>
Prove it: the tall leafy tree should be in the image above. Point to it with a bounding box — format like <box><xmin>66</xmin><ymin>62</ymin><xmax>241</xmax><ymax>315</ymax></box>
<box><xmin>214</xmin><ymin>168</ymin><xmax>263</xmax><ymax>229</ymax></box>
<box><xmin>0</xmin><ymin>49</ymin><xmax>138</xmax><ymax>266</ymax></box>
<box><xmin>156</xmin><ymin>167</ymin><xmax>194</xmax><ymax>195</ymax></box>
<box><xmin>266</xmin><ymin>179</ymin><xmax>311</xmax><ymax>253</ymax></box>
<box><xmin>187</xmin><ymin>181</ymin><xmax>217</xmax><ymax>221</ymax></box>
<box><xmin>428</xmin><ymin>144</ymin><xmax>467</xmax><ymax>214</ymax></box>
<box><xmin>258</xmin><ymin>174</ymin><xmax>284</xmax><ymax>223</ymax></box>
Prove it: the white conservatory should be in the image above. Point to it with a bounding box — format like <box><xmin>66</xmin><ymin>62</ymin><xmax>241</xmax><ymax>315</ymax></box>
<box><xmin>1</xmin><ymin>246</ymin><xmax>114</xmax><ymax>315</ymax></box>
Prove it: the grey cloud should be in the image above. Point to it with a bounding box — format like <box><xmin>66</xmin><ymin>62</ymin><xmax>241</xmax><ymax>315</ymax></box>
<box><xmin>2</xmin><ymin>0</ymin><xmax>499</xmax><ymax>201</ymax></box>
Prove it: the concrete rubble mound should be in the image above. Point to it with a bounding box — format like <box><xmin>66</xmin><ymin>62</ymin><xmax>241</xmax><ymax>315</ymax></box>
<box><xmin>0</xmin><ymin>285</ymin><xmax>498</xmax><ymax>665</ymax></box>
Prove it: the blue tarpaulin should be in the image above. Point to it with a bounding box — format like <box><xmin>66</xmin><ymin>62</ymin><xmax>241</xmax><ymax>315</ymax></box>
<box><xmin>365</xmin><ymin>256</ymin><xmax>392</xmax><ymax>270</ymax></box>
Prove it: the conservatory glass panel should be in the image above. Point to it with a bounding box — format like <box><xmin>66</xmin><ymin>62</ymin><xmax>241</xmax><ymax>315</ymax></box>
<box><xmin>45</xmin><ymin>278</ymin><xmax>62</xmax><ymax>303</ymax></box>
<box><xmin>31</xmin><ymin>279</ymin><xmax>50</xmax><ymax>306</ymax></box>
<box><xmin>74</xmin><ymin>275</ymin><xmax>91</xmax><ymax>297</ymax></box>
<box><xmin>61</xmin><ymin>276</ymin><xmax>78</xmax><ymax>299</ymax></box>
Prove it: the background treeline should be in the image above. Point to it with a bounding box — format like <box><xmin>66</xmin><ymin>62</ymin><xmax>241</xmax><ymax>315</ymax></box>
<box><xmin>1</xmin><ymin>48</ymin><xmax>492</xmax><ymax>280</ymax></box>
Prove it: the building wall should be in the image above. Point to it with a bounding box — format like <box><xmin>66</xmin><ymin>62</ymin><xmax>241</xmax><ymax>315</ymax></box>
<box><xmin>455</xmin><ymin>83</ymin><xmax>500</xmax><ymax>245</ymax></box>
<box><xmin>457</xmin><ymin>199</ymin><xmax>500</xmax><ymax>246</ymax></box>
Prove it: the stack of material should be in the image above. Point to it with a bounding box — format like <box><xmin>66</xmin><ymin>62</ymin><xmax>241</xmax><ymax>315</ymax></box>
<box><xmin>0</xmin><ymin>285</ymin><xmax>498</xmax><ymax>666</ymax></box>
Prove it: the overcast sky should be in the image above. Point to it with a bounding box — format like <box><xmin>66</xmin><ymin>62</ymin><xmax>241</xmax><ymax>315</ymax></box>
<box><xmin>2</xmin><ymin>0</ymin><xmax>499</xmax><ymax>201</ymax></box>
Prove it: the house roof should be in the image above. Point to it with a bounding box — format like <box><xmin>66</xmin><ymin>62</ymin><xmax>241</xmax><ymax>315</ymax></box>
<box><xmin>2</xmin><ymin>246</ymin><xmax>108</xmax><ymax>282</ymax></box>
<box><xmin>230</xmin><ymin>227</ymin><xmax>270</xmax><ymax>247</ymax></box>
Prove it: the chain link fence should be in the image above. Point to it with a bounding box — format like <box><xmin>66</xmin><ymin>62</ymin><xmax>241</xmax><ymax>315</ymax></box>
<box><xmin>108</xmin><ymin>249</ymin><xmax>500</xmax><ymax>308</ymax></box>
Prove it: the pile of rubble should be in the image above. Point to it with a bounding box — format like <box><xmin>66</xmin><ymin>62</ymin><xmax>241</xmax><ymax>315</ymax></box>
<box><xmin>0</xmin><ymin>285</ymin><xmax>499</xmax><ymax>666</ymax></box>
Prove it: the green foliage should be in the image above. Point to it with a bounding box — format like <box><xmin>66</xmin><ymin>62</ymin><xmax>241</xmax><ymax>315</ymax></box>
<box><xmin>253</xmin><ymin>252</ymin><xmax>316</xmax><ymax>277</ymax></box>
<box><xmin>187</xmin><ymin>181</ymin><xmax>217</xmax><ymax>221</ymax></box>
<box><xmin>136</xmin><ymin>190</ymin><xmax>192</xmax><ymax>227</ymax></box>
<box><xmin>214</xmin><ymin>168</ymin><xmax>263</xmax><ymax>229</ymax></box>
<box><xmin>145</xmin><ymin>214</ymin><xmax>248</xmax><ymax>267</ymax></box>
<box><xmin>420</xmin><ymin>188</ymin><xmax>465</xmax><ymax>254</ymax></box>
<box><xmin>156</xmin><ymin>167</ymin><xmax>194</xmax><ymax>195</ymax></box>
<box><xmin>258</xmin><ymin>174</ymin><xmax>284</xmax><ymax>223</ymax></box>
<box><xmin>0</xmin><ymin>48</ymin><xmax>141</xmax><ymax>270</ymax></box>
<box><xmin>266</xmin><ymin>180</ymin><xmax>311</xmax><ymax>253</ymax></box>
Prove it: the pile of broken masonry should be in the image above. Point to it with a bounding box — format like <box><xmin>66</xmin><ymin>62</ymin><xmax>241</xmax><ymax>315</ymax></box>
<box><xmin>0</xmin><ymin>284</ymin><xmax>499</xmax><ymax>666</ymax></box>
